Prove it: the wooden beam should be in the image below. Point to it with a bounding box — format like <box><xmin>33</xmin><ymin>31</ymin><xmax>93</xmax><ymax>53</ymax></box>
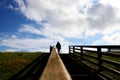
<box><xmin>40</xmin><ymin>48</ymin><xmax>72</xmax><ymax>80</ymax></box>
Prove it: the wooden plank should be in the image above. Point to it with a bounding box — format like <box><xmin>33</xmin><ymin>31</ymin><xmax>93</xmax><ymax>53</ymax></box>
<box><xmin>40</xmin><ymin>48</ymin><xmax>72</xmax><ymax>80</ymax></box>
<box><xmin>102</xmin><ymin>58</ymin><xmax>120</xmax><ymax>66</ymax></box>
<box><xmin>102</xmin><ymin>65</ymin><xmax>120</xmax><ymax>76</ymax></box>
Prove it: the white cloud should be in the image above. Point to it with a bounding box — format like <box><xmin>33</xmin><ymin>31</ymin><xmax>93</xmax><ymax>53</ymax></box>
<box><xmin>4</xmin><ymin>48</ymin><xmax>23</xmax><ymax>52</ymax></box>
<box><xmin>100</xmin><ymin>0</ymin><xmax>120</xmax><ymax>9</ymax></box>
<box><xmin>0</xmin><ymin>33</ymin><xmax>69</xmax><ymax>52</ymax></box>
<box><xmin>8</xmin><ymin>4</ymin><xmax>19</xmax><ymax>11</ymax></box>
<box><xmin>87</xmin><ymin>3</ymin><xmax>117</xmax><ymax>29</ymax></box>
<box><xmin>0</xmin><ymin>37</ymin><xmax>51</xmax><ymax>52</ymax></box>
<box><xmin>14</xmin><ymin>0</ymin><xmax>120</xmax><ymax>38</ymax></box>
<box><xmin>8</xmin><ymin>4</ymin><xmax>14</xmax><ymax>9</ymax></box>
<box><xmin>18</xmin><ymin>25</ymin><xmax>42</xmax><ymax>35</ymax></box>
<box><xmin>14</xmin><ymin>0</ymin><xmax>91</xmax><ymax>38</ymax></box>
<box><xmin>93</xmin><ymin>32</ymin><xmax>120</xmax><ymax>45</ymax></box>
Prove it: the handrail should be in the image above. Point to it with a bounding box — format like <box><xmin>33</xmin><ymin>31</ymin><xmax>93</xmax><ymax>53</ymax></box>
<box><xmin>40</xmin><ymin>47</ymin><xmax>72</xmax><ymax>80</ymax></box>
<box><xmin>69</xmin><ymin>45</ymin><xmax>120</xmax><ymax>79</ymax></box>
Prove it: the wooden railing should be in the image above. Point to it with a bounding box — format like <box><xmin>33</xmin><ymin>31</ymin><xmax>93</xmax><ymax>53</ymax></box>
<box><xmin>40</xmin><ymin>47</ymin><xmax>72</xmax><ymax>80</ymax></box>
<box><xmin>69</xmin><ymin>45</ymin><xmax>120</xmax><ymax>79</ymax></box>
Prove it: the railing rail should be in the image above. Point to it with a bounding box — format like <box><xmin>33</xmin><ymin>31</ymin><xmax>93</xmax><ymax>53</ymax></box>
<box><xmin>40</xmin><ymin>47</ymin><xmax>72</xmax><ymax>80</ymax></box>
<box><xmin>69</xmin><ymin>45</ymin><xmax>120</xmax><ymax>79</ymax></box>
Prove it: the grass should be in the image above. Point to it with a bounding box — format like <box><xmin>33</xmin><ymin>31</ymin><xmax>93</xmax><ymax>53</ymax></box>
<box><xmin>0</xmin><ymin>52</ymin><xmax>43</xmax><ymax>80</ymax></box>
<box><xmin>70</xmin><ymin>52</ymin><xmax>120</xmax><ymax>80</ymax></box>
<box><xmin>102</xmin><ymin>55</ymin><xmax>120</xmax><ymax>62</ymax></box>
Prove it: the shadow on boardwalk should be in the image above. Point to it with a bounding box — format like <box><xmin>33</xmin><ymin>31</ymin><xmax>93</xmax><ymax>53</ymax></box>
<box><xmin>60</xmin><ymin>54</ymin><xmax>102</xmax><ymax>80</ymax></box>
<box><xmin>9</xmin><ymin>53</ymin><xmax>49</xmax><ymax>80</ymax></box>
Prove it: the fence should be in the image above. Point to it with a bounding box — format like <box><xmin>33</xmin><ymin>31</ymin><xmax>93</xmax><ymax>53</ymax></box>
<box><xmin>69</xmin><ymin>45</ymin><xmax>120</xmax><ymax>79</ymax></box>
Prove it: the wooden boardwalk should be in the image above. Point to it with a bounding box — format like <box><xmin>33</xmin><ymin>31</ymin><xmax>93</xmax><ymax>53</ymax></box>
<box><xmin>9</xmin><ymin>47</ymin><xmax>103</xmax><ymax>80</ymax></box>
<box><xmin>40</xmin><ymin>48</ymin><xmax>72</xmax><ymax>80</ymax></box>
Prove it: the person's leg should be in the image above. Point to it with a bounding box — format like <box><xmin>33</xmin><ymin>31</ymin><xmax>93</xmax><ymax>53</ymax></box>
<box><xmin>58</xmin><ymin>49</ymin><xmax>60</xmax><ymax>53</ymax></box>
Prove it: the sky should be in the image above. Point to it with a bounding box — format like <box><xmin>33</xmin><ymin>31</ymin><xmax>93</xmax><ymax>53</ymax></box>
<box><xmin>0</xmin><ymin>0</ymin><xmax>120</xmax><ymax>53</ymax></box>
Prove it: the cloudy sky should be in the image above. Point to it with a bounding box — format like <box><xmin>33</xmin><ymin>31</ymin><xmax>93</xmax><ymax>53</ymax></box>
<box><xmin>0</xmin><ymin>0</ymin><xmax>120</xmax><ymax>52</ymax></box>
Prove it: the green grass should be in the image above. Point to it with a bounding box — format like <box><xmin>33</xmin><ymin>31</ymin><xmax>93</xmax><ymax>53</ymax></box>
<box><xmin>102</xmin><ymin>55</ymin><xmax>120</xmax><ymax>62</ymax></box>
<box><xmin>0</xmin><ymin>52</ymin><xmax>43</xmax><ymax>80</ymax></box>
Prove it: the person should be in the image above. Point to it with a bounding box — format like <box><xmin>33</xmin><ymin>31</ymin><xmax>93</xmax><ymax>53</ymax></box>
<box><xmin>56</xmin><ymin>41</ymin><xmax>61</xmax><ymax>53</ymax></box>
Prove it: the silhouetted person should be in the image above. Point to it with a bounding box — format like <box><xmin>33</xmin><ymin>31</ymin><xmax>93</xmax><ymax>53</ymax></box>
<box><xmin>56</xmin><ymin>41</ymin><xmax>61</xmax><ymax>53</ymax></box>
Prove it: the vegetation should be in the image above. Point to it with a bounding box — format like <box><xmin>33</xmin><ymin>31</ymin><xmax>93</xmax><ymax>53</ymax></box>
<box><xmin>0</xmin><ymin>52</ymin><xmax>43</xmax><ymax>80</ymax></box>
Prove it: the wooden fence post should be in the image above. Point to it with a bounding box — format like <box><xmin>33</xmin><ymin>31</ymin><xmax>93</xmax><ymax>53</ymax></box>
<box><xmin>97</xmin><ymin>47</ymin><xmax>102</xmax><ymax>73</ymax></box>
<box><xmin>73</xmin><ymin>46</ymin><xmax>75</xmax><ymax>53</ymax></box>
<box><xmin>69</xmin><ymin>46</ymin><xmax>71</xmax><ymax>54</ymax></box>
<box><xmin>108</xmin><ymin>48</ymin><xmax>110</xmax><ymax>52</ymax></box>
<box><xmin>81</xmin><ymin>46</ymin><xmax>83</xmax><ymax>60</ymax></box>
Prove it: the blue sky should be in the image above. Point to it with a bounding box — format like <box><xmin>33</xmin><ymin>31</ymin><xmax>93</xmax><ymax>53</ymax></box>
<box><xmin>0</xmin><ymin>0</ymin><xmax>120</xmax><ymax>52</ymax></box>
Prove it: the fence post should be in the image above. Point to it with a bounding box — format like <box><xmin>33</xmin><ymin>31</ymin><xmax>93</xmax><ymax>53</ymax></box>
<box><xmin>69</xmin><ymin>46</ymin><xmax>71</xmax><ymax>54</ymax></box>
<box><xmin>108</xmin><ymin>48</ymin><xmax>110</xmax><ymax>52</ymax></box>
<box><xmin>80</xmin><ymin>46</ymin><xmax>83</xmax><ymax>60</ymax></box>
<box><xmin>97</xmin><ymin>47</ymin><xmax>102</xmax><ymax>73</ymax></box>
<box><xmin>73</xmin><ymin>46</ymin><xmax>75</xmax><ymax>53</ymax></box>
